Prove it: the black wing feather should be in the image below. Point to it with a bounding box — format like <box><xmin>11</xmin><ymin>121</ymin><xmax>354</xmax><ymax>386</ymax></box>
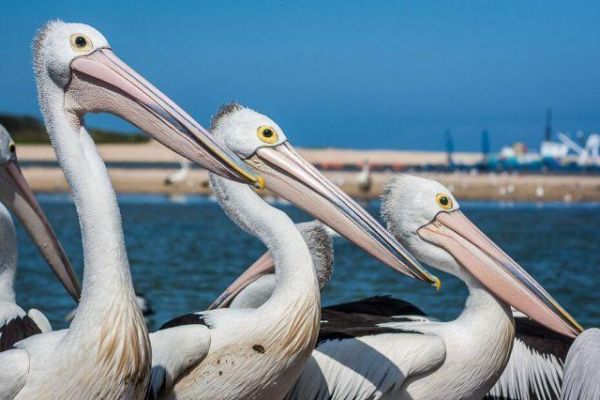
<box><xmin>159</xmin><ymin>313</ymin><xmax>208</xmax><ymax>330</ymax></box>
<box><xmin>0</xmin><ymin>315</ymin><xmax>42</xmax><ymax>352</ymax></box>
<box><xmin>318</xmin><ymin>296</ymin><xmax>427</xmax><ymax>345</ymax></box>
<box><xmin>324</xmin><ymin>295</ymin><xmax>427</xmax><ymax>317</ymax></box>
<box><xmin>514</xmin><ymin>315</ymin><xmax>573</xmax><ymax>359</ymax></box>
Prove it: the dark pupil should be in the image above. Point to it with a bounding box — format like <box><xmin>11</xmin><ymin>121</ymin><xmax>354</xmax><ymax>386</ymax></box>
<box><xmin>263</xmin><ymin>129</ymin><xmax>273</xmax><ymax>138</ymax></box>
<box><xmin>440</xmin><ymin>196</ymin><xmax>449</xmax><ymax>206</ymax></box>
<box><xmin>75</xmin><ymin>36</ymin><xmax>87</xmax><ymax>48</ymax></box>
<box><xmin>9</xmin><ymin>144</ymin><xmax>15</xmax><ymax>153</ymax></box>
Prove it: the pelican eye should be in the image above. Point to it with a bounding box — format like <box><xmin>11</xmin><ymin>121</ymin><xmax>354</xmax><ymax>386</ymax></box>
<box><xmin>70</xmin><ymin>34</ymin><xmax>92</xmax><ymax>52</ymax></box>
<box><xmin>257</xmin><ymin>126</ymin><xmax>278</xmax><ymax>144</ymax></box>
<box><xmin>436</xmin><ymin>193</ymin><xmax>453</xmax><ymax>210</ymax></box>
<box><xmin>8</xmin><ymin>142</ymin><xmax>15</xmax><ymax>153</ymax></box>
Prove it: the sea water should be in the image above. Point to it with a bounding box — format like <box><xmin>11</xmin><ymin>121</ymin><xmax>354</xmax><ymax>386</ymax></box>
<box><xmin>13</xmin><ymin>194</ymin><xmax>600</xmax><ymax>331</ymax></box>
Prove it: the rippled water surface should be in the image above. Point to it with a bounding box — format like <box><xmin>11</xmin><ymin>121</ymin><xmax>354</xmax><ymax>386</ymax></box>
<box><xmin>13</xmin><ymin>195</ymin><xmax>600</xmax><ymax>331</ymax></box>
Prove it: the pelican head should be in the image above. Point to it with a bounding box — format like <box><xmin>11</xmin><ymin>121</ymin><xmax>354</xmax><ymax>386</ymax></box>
<box><xmin>209</xmin><ymin>103</ymin><xmax>439</xmax><ymax>300</ymax></box>
<box><xmin>33</xmin><ymin>21</ymin><xmax>261</xmax><ymax>187</ymax></box>
<box><xmin>382</xmin><ymin>175</ymin><xmax>582</xmax><ymax>338</ymax></box>
<box><xmin>0</xmin><ymin>125</ymin><xmax>80</xmax><ymax>301</ymax></box>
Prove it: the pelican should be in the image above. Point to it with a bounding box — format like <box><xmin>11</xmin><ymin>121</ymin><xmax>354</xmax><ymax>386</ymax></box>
<box><xmin>0</xmin><ymin>125</ymin><xmax>80</xmax><ymax>351</ymax></box>
<box><xmin>164</xmin><ymin>158</ymin><xmax>191</xmax><ymax>186</ymax></box>
<box><xmin>215</xmin><ymin>223</ymin><xmax>576</xmax><ymax>399</ymax></box>
<box><xmin>0</xmin><ymin>21</ymin><xmax>262</xmax><ymax>400</ymax></box>
<box><xmin>561</xmin><ymin>328</ymin><xmax>600</xmax><ymax>400</ymax></box>
<box><xmin>148</xmin><ymin>104</ymin><xmax>439</xmax><ymax>400</ymax></box>
<box><xmin>213</xmin><ymin>174</ymin><xmax>582</xmax><ymax>399</ymax></box>
<box><xmin>357</xmin><ymin>159</ymin><xmax>372</xmax><ymax>194</ymax></box>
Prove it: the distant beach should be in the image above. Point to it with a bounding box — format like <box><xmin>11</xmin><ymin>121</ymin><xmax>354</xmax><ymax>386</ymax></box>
<box><xmin>19</xmin><ymin>142</ymin><xmax>600</xmax><ymax>202</ymax></box>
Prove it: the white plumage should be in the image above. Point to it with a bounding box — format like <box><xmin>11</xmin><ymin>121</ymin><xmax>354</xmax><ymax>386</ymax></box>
<box><xmin>149</xmin><ymin>104</ymin><xmax>429</xmax><ymax>399</ymax></box>
<box><xmin>0</xmin><ymin>204</ymin><xmax>52</xmax><ymax>351</ymax></box>
<box><xmin>0</xmin><ymin>20</ymin><xmax>263</xmax><ymax>399</ymax></box>
<box><xmin>291</xmin><ymin>176</ymin><xmax>579</xmax><ymax>399</ymax></box>
<box><xmin>217</xmin><ymin>174</ymin><xmax>581</xmax><ymax>400</ymax></box>
<box><xmin>491</xmin><ymin>337</ymin><xmax>563</xmax><ymax>399</ymax></box>
<box><xmin>149</xmin><ymin>170</ymin><xmax>321</xmax><ymax>399</ymax></box>
<box><xmin>0</xmin><ymin>125</ymin><xmax>79</xmax><ymax>353</ymax></box>
<box><xmin>226</xmin><ymin>221</ymin><xmax>333</xmax><ymax>310</ymax></box>
<box><xmin>0</xmin><ymin>22</ymin><xmax>151</xmax><ymax>399</ymax></box>
<box><xmin>487</xmin><ymin>310</ymin><xmax>573</xmax><ymax>400</ymax></box>
<box><xmin>65</xmin><ymin>292</ymin><xmax>154</xmax><ymax>325</ymax></box>
<box><xmin>561</xmin><ymin>328</ymin><xmax>600</xmax><ymax>400</ymax></box>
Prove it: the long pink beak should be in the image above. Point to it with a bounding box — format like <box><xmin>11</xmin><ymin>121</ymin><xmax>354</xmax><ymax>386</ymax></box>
<box><xmin>418</xmin><ymin>210</ymin><xmax>582</xmax><ymax>338</ymax></box>
<box><xmin>245</xmin><ymin>142</ymin><xmax>440</xmax><ymax>288</ymax></box>
<box><xmin>66</xmin><ymin>48</ymin><xmax>262</xmax><ymax>189</ymax></box>
<box><xmin>0</xmin><ymin>160</ymin><xmax>80</xmax><ymax>301</ymax></box>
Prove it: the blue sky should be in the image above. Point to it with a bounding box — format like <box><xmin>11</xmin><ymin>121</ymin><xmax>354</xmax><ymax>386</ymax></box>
<box><xmin>1</xmin><ymin>1</ymin><xmax>599</xmax><ymax>151</ymax></box>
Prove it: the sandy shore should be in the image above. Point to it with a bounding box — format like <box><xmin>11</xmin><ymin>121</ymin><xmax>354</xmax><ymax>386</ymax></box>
<box><xmin>18</xmin><ymin>143</ymin><xmax>600</xmax><ymax>202</ymax></box>
<box><xmin>18</xmin><ymin>141</ymin><xmax>482</xmax><ymax>165</ymax></box>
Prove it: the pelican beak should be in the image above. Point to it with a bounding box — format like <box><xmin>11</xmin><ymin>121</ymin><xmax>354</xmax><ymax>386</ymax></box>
<box><xmin>66</xmin><ymin>48</ymin><xmax>262</xmax><ymax>188</ymax></box>
<box><xmin>209</xmin><ymin>251</ymin><xmax>274</xmax><ymax>309</ymax></box>
<box><xmin>0</xmin><ymin>160</ymin><xmax>81</xmax><ymax>301</ymax></box>
<box><xmin>418</xmin><ymin>210</ymin><xmax>583</xmax><ymax>338</ymax></box>
<box><xmin>245</xmin><ymin>142</ymin><xmax>440</xmax><ymax>287</ymax></box>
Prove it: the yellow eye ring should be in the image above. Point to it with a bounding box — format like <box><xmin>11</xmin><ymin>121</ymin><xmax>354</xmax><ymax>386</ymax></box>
<box><xmin>257</xmin><ymin>126</ymin><xmax>278</xmax><ymax>144</ymax></box>
<box><xmin>436</xmin><ymin>193</ymin><xmax>453</xmax><ymax>210</ymax></box>
<box><xmin>8</xmin><ymin>141</ymin><xmax>15</xmax><ymax>153</ymax></box>
<box><xmin>70</xmin><ymin>34</ymin><xmax>93</xmax><ymax>52</ymax></box>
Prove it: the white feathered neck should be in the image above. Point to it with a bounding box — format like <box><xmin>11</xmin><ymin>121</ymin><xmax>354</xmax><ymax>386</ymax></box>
<box><xmin>210</xmin><ymin>174</ymin><xmax>319</xmax><ymax>309</ymax></box>
<box><xmin>34</xmin><ymin>57</ymin><xmax>150</xmax><ymax>398</ymax></box>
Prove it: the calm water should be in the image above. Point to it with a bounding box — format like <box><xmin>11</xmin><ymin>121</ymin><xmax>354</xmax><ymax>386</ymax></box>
<box><xmin>12</xmin><ymin>195</ymin><xmax>600</xmax><ymax>331</ymax></box>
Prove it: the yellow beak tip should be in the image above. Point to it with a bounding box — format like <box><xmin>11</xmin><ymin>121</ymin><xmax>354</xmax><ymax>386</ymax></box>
<box><xmin>433</xmin><ymin>276</ymin><xmax>442</xmax><ymax>291</ymax></box>
<box><xmin>255</xmin><ymin>176</ymin><xmax>266</xmax><ymax>191</ymax></box>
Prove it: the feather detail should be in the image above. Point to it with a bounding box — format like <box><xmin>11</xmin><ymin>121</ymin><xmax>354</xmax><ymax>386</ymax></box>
<box><xmin>562</xmin><ymin>328</ymin><xmax>600</xmax><ymax>400</ymax></box>
<box><xmin>486</xmin><ymin>313</ymin><xmax>573</xmax><ymax>400</ymax></box>
<box><xmin>96</xmin><ymin>294</ymin><xmax>151</xmax><ymax>393</ymax></box>
<box><xmin>0</xmin><ymin>315</ymin><xmax>42</xmax><ymax>351</ymax></box>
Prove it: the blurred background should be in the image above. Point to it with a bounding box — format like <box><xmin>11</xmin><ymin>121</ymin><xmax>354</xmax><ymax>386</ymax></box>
<box><xmin>0</xmin><ymin>1</ymin><xmax>598</xmax><ymax>329</ymax></box>
<box><xmin>1</xmin><ymin>0</ymin><xmax>600</xmax><ymax>150</ymax></box>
